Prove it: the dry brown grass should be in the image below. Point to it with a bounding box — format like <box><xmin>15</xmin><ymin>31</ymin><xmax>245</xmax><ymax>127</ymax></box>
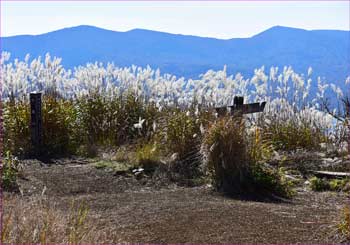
<box><xmin>337</xmin><ymin>205</ymin><xmax>350</xmax><ymax>243</ymax></box>
<box><xmin>2</xmin><ymin>194</ymin><xmax>120</xmax><ymax>244</ymax></box>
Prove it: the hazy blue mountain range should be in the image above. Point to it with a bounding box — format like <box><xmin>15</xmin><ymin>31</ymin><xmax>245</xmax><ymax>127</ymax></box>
<box><xmin>1</xmin><ymin>25</ymin><xmax>349</xmax><ymax>85</ymax></box>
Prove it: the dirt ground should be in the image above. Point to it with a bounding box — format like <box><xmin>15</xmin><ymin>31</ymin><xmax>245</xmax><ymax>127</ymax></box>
<box><xmin>5</xmin><ymin>158</ymin><xmax>350</xmax><ymax>244</ymax></box>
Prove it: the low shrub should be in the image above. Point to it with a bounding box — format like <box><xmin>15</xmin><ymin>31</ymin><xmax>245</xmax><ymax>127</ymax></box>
<box><xmin>310</xmin><ymin>177</ymin><xmax>350</xmax><ymax>192</ymax></box>
<box><xmin>250</xmin><ymin>164</ymin><xmax>294</xmax><ymax>197</ymax></box>
<box><xmin>309</xmin><ymin>177</ymin><xmax>330</xmax><ymax>191</ymax></box>
<box><xmin>329</xmin><ymin>179</ymin><xmax>349</xmax><ymax>191</ymax></box>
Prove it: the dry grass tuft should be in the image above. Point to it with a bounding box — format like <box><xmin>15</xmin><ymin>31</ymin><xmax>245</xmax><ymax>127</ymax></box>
<box><xmin>202</xmin><ymin>116</ymin><xmax>292</xmax><ymax>197</ymax></box>
<box><xmin>337</xmin><ymin>205</ymin><xmax>350</xmax><ymax>242</ymax></box>
<box><xmin>203</xmin><ymin>116</ymin><xmax>249</xmax><ymax>193</ymax></box>
<box><xmin>2</xmin><ymin>195</ymin><xmax>121</xmax><ymax>244</ymax></box>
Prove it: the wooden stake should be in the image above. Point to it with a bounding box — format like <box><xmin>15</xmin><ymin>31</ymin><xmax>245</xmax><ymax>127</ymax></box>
<box><xmin>30</xmin><ymin>93</ymin><xmax>43</xmax><ymax>155</ymax></box>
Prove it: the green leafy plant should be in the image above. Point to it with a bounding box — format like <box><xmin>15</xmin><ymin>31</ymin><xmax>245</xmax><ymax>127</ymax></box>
<box><xmin>2</xmin><ymin>151</ymin><xmax>21</xmax><ymax>191</ymax></box>
<box><xmin>310</xmin><ymin>177</ymin><xmax>350</xmax><ymax>192</ymax></box>
<box><xmin>329</xmin><ymin>179</ymin><xmax>349</xmax><ymax>191</ymax></box>
<box><xmin>250</xmin><ymin>164</ymin><xmax>294</xmax><ymax>197</ymax></box>
<box><xmin>309</xmin><ymin>177</ymin><xmax>330</xmax><ymax>191</ymax></box>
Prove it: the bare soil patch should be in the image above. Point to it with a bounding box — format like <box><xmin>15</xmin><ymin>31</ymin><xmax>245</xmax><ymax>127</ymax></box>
<box><xmin>5</xmin><ymin>158</ymin><xmax>349</xmax><ymax>244</ymax></box>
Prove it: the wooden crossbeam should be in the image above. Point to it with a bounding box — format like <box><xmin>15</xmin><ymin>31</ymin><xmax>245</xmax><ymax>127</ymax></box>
<box><xmin>231</xmin><ymin>102</ymin><xmax>267</xmax><ymax>114</ymax></box>
<box><xmin>215</xmin><ymin>96</ymin><xmax>266</xmax><ymax>117</ymax></box>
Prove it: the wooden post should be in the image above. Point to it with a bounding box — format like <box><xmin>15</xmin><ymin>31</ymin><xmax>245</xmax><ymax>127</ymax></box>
<box><xmin>30</xmin><ymin>93</ymin><xmax>43</xmax><ymax>154</ymax></box>
<box><xmin>232</xmin><ymin>96</ymin><xmax>244</xmax><ymax>116</ymax></box>
<box><xmin>234</xmin><ymin>96</ymin><xmax>244</xmax><ymax>107</ymax></box>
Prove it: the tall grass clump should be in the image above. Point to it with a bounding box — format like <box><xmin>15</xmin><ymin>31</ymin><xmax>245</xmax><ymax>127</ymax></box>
<box><xmin>3</xmin><ymin>99</ymin><xmax>31</xmax><ymax>156</ymax></box>
<box><xmin>76</xmin><ymin>91</ymin><xmax>115</xmax><ymax>152</ymax></box>
<box><xmin>42</xmin><ymin>94</ymin><xmax>78</xmax><ymax>156</ymax></box>
<box><xmin>3</xmin><ymin>94</ymin><xmax>78</xmax><ymax>157</ymax></box>
<box><xmin>76</xmin><ymin>91</ymin><xmax>158</xmax><ymax>154</ymax></box>
<box><xmin>165</xmin><ymin>109</ymin><xmax>201</xmax><ymax>158</ymax></box>
<box><xmin>203</xmin><ymin>116</ymin><xmax>249</xmax><ymax>192</ymax></box>
<box><xmin>160</xmin><ymin>107</ymin><xmax>212</xmax><ymax>180</ymax></box>
<box><xmin>202</xmin><ymin>116</ymin><xmax>292</xmax><ymax>197</ymax></box>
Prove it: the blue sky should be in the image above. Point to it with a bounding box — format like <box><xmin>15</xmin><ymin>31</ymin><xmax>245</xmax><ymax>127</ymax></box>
<box><xmin>1</xmin><ymin>1</ymin><xmax>349</xmax><ymax>38</ymax></box>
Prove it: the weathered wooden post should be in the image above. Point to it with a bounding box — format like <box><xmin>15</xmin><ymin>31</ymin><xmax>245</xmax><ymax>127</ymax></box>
<box><xmin>232</xmin><ymin>96</ymin><xmax>244</xmax><ymax>116</ymax></box>
<box><xmin>30</xmin><ymin>92</ymin><xmax>43</xmax><ymax>155</ymax></box>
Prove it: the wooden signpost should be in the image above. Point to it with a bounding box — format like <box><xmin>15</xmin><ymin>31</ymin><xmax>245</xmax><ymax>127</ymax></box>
<box><xmin>215</xmin><ymin>96</ymin><xmax>266</xmax><ymax>117</ymax></box>
<box><xmin>30</xmin><ymin>92</ymin><xmax>43</xmax><ymax>154</ymax></box>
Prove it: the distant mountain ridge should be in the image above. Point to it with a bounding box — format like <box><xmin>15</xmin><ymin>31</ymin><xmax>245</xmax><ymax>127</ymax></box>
<box><xmin>1</xmin><ymin>25</ymin><xmax>349</xmax><ymax>85</ymax></box>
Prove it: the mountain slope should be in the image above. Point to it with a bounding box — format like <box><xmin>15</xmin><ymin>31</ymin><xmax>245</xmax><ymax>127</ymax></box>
<box><xmin>1</xmin><ymin>25</ymin><xmax>349</xmax><ymax>83</ymax></box>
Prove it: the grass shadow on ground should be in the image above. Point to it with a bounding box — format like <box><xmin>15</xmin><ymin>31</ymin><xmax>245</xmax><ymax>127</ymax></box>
<box><xmin>213</xmin><ymin>189</ymin><xmax>294</xmax><ymax>204</ymax></box>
